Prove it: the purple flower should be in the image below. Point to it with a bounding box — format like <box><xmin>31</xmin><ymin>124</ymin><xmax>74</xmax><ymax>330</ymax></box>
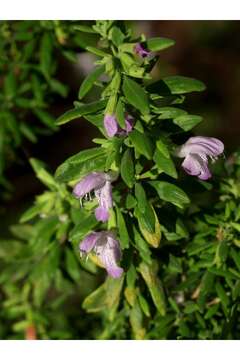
<box><xmin>80</xmin><ymin>231</ymin><xmax>123</xmax><ymax>278</ymax></box>
<box><xmin>104</xmin><ymin>114</ymin><xmax>134</xmax><ymax>138</ymax></box>
<box><xmin>104</xmin><ymin>114</ymin><xmax>118</xmax><ymax>137</ymax></box>
<box><xmin>176</xmin><ymin>136</ymin><xmax>224</xmax><ymax>180</ymax></box>
<box><xmin>134</xmin><ymin>43</ymin><xmax>151</xmax><ymax>58</ymax></box>
<box><xmin>73</xmin><ymin>172</ymin><xmax>113</xmax><ymax>222</ymax></box>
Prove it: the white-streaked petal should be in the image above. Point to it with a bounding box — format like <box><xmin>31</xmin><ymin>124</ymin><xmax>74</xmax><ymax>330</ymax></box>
<box><xmin>178</xmin><ymin>136</ymin><xmax>224</xmax><ymax>158</ymax></box>
<box><xmin>93</xmin><ymin>231</ymin><xmax>123</xmax><ymax>278</ymax></box>
<box><xmin>182</xmin><ymin>154</ymin><xmax>211</xmax><ymax>180</ymax></box>
<box><xmin>94</xmin><ymin>180</ymin><xmax>113</xmax><ymax>222</ymax></box>
<box><xmin>80</xmin><ymin>232</ymin><xmax>102</xmax><ymax>254</ymax></box>
<box><xmin>73</xmin><ymin>172</ymin><xmax>106</xmax><ymax>198</ymax></box>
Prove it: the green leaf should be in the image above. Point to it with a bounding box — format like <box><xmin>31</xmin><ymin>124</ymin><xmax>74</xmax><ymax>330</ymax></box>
<box><xmin>82</xmin><ymin>283</ymin><xmax>107</xmax><ymax>313</ymax></box>
<box><xmin>173</xmin><ymin>114</ymin><xmax>202</xmax><ymax>131</ymax></box>
<box><xmin>20</xmin><ymin>202</ymin><xmax>48</xmax><ymax>223</ymax></box>
<box><xmin>32</xmin><ymin>274</ymin><xmax>52</xmax><ymax>308</ymax></box>
<box><xmin>33</xmin><ymin>109</ymin><xmax>58</xmax><ymax>130</ymax></box>
<box><xmin>30</xmin><ymin>158</ymin><xmax>58</xmax><ymax>190</ymax></box>
<box><xmin>134</xmin><ymin>184</ymin><xmax>160</xmax><ymax>246</ymax></box>
<box><xmin>149</xmin><ymin>181</ymin><xmax>190</xmax><ymax>208</ymax></box>
<box><xmin>126</xmin><ymin>194</ymin><xmax>137</xmax><ymax>209</ymax></box>
<box><xmin>122</xmin><ymin>77</ymin><xmax>149</xmax><ymax>114</ymax></box>
<box><xmin>215</xmin><ymin>281</ymin><xmax>229</xmax><ymax>310</ymax></box>
<box><xmin>10</xmin><ymin>224</ymin><xmax>35</xmax><ymax>241</ymax></box>
<box><xmin>86</xmin><ymin>46</ymin><xmax>110</xmax><ymax>57</ymax></box>
<box><xmin>74</xmin><ymin>25</ymin><xmax>97</xmax><ymax>33</ymax></box>
<box><xmin>49</xmin><ymin>78</ymin><xmax>68</xmax><ymax>97</ymax></box>
<box><xmin>135</xmin><ymin>205</ymin><xmax>161</xmax><ymax>248</ymax></box>
<box><xmin>65</xmin><ymin>248</ymin><xmax>81</xmax><ymax>282</ymax></box>
<box><xmin>156</xmin><ymin>139</ymin><xmax>170</xmax><ymax>158</ymax></box>
<box><xmin>147</xmin><ymin>76</ymin><xmax>206</xmax><ymax>96</ymax></box>
<box><xmin>139</xmin><ymin>262</ymin><xmax>166</xmax><ymax>315</ymax></box>
<box><xmin>153</xmin><ymin>106</ymin><xmax>187</xmax><ymax>119</ymax></box>
<box><xmin>129</xmin><ymin>130</ymin><xmax>154</xmax><ymax>160</ymax></box>
<box><xmin>153</xmin><ymin>148</ymin><xmax>177</xmax><ymax>179</ymax></box>
<box><xmin>0</xmin><ymin>240</ymin><xmax>24</xmax><ymax>259</ymax></box>
<box><xmin>116</xmin><ymin>98</ymin><xmax>125</xmax><ymax>129</ymax></box>
<box><xmin>82</xmin><ymin>277</ymin><xmax>124</xmax><ymax>314</ymax></box>
<box><xmin>135</xmin><ymin>183</ymin><xmax>147</xmax><ymax>214</ymax></box>
<box><xmin>146</xmin><ymin>37</ymin><xmax>175</xmax><ymax>51</ymax></box>
<box><xmin>126</xmin><ymin>265</ymin><xmax>137</xmax><ymax>288</ymax></box>
<box><xmin>78</xmin><ymin>65</ymin><xmax>105</xmax><ymax>99</ymax></box>
<box><xmin>133</xmin><ymin>226</ymin><xmax>152</xmax><ymax>265</ymax></box>
<box><xmin>61</xmin><ymin>50</ymin><xmax>78</xmax><ymax>62</ymax></box>
<box><xmin>69</xmin><ymin>212</ymin><xmax>98</xmax><ymax>244</ymax></box>
<box><xmin>56</xmin><ymin>100</ymin><xmax>107</xmax><ymax>125</ymax></box>
<box><xmin>31</xmin><ymin>74</ymin><xmax>44</xmax><ymax>104</ymax></box>
<box><xmin>110</xmin><ymin>26</ymin><xmax>125</xmax><ymax>47</ymax></box>
<box><xmin>162</xmin><ymin>75</ymin><xmax>206</xmax><ymax>94</ymax></box>
<box><xmin>119</xmin><ymin>53</ymin><xmax>145</xmax><ymax>79</ymax></box>
<box><xmin>3</xmin><ymin>111</ymin><xmax>21</xmax><ymax>146</ymax></box>
<box><xmin>55</xmin><ymin>147</ymin><xmax>107</xmax><ymax>183</ymax></box>
<box><xmin>22</xmin><ymin>39</ymin><xmax>36</xmax><ymax>62</ymax></box>
<box><xmin>116</xmin><ymin>207</ymin><xmax>129</xmax><ymax>249</ymax></box>
<box><xmin>230</xmin><ymin>248</ymin><xmax>240</xmax><ymax>272</ymax></box>
<box><xmin>4</xmin><ymin>72</ymin><xmax>17</xmax><ymax>100</ymax></box>
<box><xmin>74</xmin><ymin>32</ymin><xmax>99</xmax><ymax>49</ymax></box>
<box><xmin>120</xmin><ymin>149</ymin><xmax>135</xmax><ymax>188</ymax></box>
<box><xmin>198</xmin><ymin>271</ymin><xmax>216</xmax><ymax>309</ymax></box>
<box><xmin>19</xmin><ymin>122</ymin><xmax>37</xmax><ymax>143</ymax></box>
<box><xmin>138</xmin><ymin>294</ymin><xmax>151</xmax><ymax>317</ymax></box>
<box><xmin>129</xmin><ymin>302</ymin><xmax>146</xmax><ymax>340</ymax></box>
<box><xmin>84</xmin><ymin>114</ymin><xmax>104</xmax><ymax>128</ymax></box>
<box><xmin>230</xmin><ymin>222</ymin><xmax>240</xmax><ymax>233</ymax></box>
<box><xmin>168</xmin><ymin>254</ymin><xmax>182</xmax><ymax>273</ymax></box>
<box><xmin>15</xmin><ymin>97</ymin><xmax>35</xmax><ymax>109</ymax></box>
<box><xmin>40</xmin><ymin>32</ymin><xmax>52</xmax><ymax>78</ymax></box>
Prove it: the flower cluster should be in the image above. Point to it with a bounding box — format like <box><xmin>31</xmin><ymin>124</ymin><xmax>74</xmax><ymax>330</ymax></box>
<box><xmin>73</xmin><ymin>172</ymin><xmax>123</xmax><ymax>278</ymax></box>
<box><xmin>73</xmin><ymin>107</ymin><xmax>224</xmax><ymax>278</ymax></box>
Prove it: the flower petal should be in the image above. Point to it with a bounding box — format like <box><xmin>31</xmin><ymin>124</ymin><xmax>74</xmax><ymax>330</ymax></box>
<box><xmin>94</xmin><ymin>180</ymin><xmax>113</xmax><ymax>222</ymax></box>
<box><xmin>134</xmin><ymin>43</ymin><xmax>151</xmax><ymax>58</ymax></box>
<box><xmin>73</xmin><ymin>172</ymin><xmax>106</xmax><ymax>198</ymax></box>
<box><xmin>95</xmin><ymin>206</ymin><xmax>109</xmax><ymax>222</ymax></box>
<box><xmin>104</xmin><ymin>114</ymin><xmax>119</xmax><ymax>137</ymax></box>
<box><xmin>178</xmin><ymin>136</ymin><xmax>224</xmax><ymax>158</ymax></box>
<box><xmin>80</xmin><ymin>232</ymin><xmax>102</xmax><ymax>254</ymax></box>
<box><xmin>182</xmin><ymin>154</ymin><xmax>211</xmax><ymax>180</ymax></box>
<box><xmin>96</xmin><ymin>232</ymin><xmax>123</xmax><ymax>278</ymax></box>
<box><xmin>125</xmin><ymin>115</ymin><xmax>134</xmax><ymax>134</ymax></box>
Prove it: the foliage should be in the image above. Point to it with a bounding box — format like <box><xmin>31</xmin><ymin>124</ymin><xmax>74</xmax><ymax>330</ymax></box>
<box><xmin>0</xmin><ymin>20</ymin><xmax>238</xmax><ymax>340</ymax></box>
<box><xmin>0</xmin><ymin>20</ymin><xmax>95</xmax><ymax>193</ymax></box>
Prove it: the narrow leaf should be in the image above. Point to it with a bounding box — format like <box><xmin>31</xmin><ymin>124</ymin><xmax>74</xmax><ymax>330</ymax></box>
<box><xmin>78</xmin><ymin>66</ymin><xmax>105</xmax><ymax>99</ymax></box>
<box><xmin>173</xmin><ymin>114</ymin><xmax>202</xmax><ymax>131</ymax></box>
<box><xmin>122</xmin><ymin>77</ymin><xmax>149</xmax><ymax>114</ymax></box>
<box><xmin>56</xmin><ymin>100</ymin><xmax>107</xmax><ymax>125</ymax></box>
<box><xmin>153</xmin><ymin>148</ymin><xmax>177</xmax><ymax>179</ymax></box>
<box><xmin>129</xmin><ymin>130</ymin><xmax>154</xmax><ymax>160</ymax></box>
<box><xmin>116</xmin><ymin>207</ymin><xmax>129</xmax><ymax>249</ymax></box>
<box><xmin>120</xmin><ymin>149</ymin><xmax>135</xmax><ymax>188</ymax></box>
<box><xmin>150</xmin><ymin>181</ymin><xmax>190</xmax><ymax>208</ymax></box>
<box><xmin>146</xmin><ymin>37</ymin><xmax>175</xmax><ymax>51</ymax></box>
<box><xmin>139</xmin><ymin>262</ymin><xmax>166</xmax><ymax>315</ymax></box>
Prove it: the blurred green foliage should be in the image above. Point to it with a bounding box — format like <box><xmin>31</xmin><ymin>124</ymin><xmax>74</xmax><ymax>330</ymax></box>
<box><xmin>0</xmin><ymin>20</ymin><xmax>97</xmax><ymax>193</ymax></box>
